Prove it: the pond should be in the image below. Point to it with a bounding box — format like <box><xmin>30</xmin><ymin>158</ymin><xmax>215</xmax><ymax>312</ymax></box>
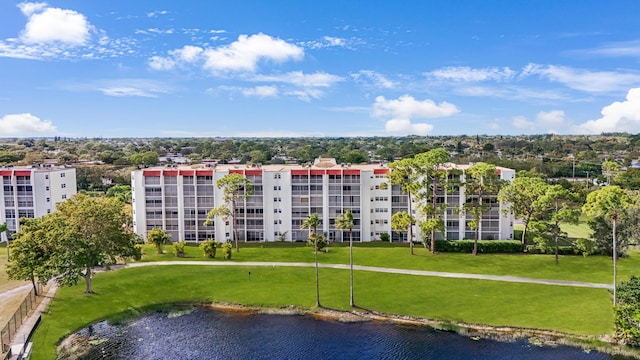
<box><xmin>66</xmin><ymin>307</ymin><xmax>632</xmax><ymax>360</ymax></box>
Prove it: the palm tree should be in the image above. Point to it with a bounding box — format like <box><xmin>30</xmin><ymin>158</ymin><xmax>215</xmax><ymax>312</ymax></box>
<box><xmin>301</xmin><ymin>213</ymin><xmax>322</xmax><ymax>307</ymax></box>
<box><xmin>336</xmin><ymin>210</ymin><xmax>355</xmax><ymax>307</ymax></box>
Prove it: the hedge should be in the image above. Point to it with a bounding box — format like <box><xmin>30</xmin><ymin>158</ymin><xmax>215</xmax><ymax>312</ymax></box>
<box><xmin>434</xmin><ymin>240</ymin><xmax>522</xmax><ymax>253</ymax></box>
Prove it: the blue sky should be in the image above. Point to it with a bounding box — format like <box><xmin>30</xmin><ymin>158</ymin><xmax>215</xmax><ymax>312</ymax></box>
<box><xmin>1</xmin><ymin>1</ymin><xmax>640</xmax><ymax>138</ymax></box>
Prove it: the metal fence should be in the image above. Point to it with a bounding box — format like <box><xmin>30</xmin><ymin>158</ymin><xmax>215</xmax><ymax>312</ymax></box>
<box><xmin>0</xmin><ymin>283</ymin><xmax>43</xmax><ymax>355</ymax></box>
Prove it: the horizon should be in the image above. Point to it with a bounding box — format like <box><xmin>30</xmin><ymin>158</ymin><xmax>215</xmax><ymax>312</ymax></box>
<box><xmin>2</xmin><ymin>1</ymin><xmax>640</xmax><ymax>138</ymax></box>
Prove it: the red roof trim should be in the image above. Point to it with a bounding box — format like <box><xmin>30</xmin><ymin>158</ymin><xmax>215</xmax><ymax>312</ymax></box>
<box><xmin>291</xmin><ymin>170</ymin><xmax>308</xmax><ymax>176</ymax></box>
<box><xmin>14</xmin><ymin>170</ymin><xmax>32</xmax><ymax>176</ymax></box>
<box><xmin>343</xmin><ymin>169</ymin><xmax>360</xmax><ymax>175</ymax></box>
<box><xmin>179</xmin><ymin>170</ymin><xmax>195</xmax><ymax>176</ymax></box>
<box><xmin>310</xmin><ymin>170</ymin><xmax>325</xmax><ymax>175</ymax></box>
<box><xmin>196</xmin><ymin>170</ymin><xmax>213</xmax><ymax>176</ymax></box>
<box><xmin>143</xmin><ymin>170</ymin><xmax>161</xmax><ymax>176</ymax></box>
<box><xmin>245</xmin><ymin>169</ymin><xmax>262</xmax><ymax>176</ymax></box>
<box><xmin>373</xmin><ymin>169</ymin><xmax>389</xmax><ymax>174</ymax></box>
<box><xmin>229</xmin><ymin>169</ymin><xmax>244</xmax><ymax>175</ymax></box>
<box><xmin>327</xmin><ymin>170</ymin><xmax>341</xmax><ymax>175</ymax></box>
<box><xmin>163</xmin><ymin>170</ymin><xmax>178</xmax><ymax>176</ymax></box>
<box><xmin>0</xmin><ymin>170</ymin><xmax>11</xmax><ymax>176</ymax></box>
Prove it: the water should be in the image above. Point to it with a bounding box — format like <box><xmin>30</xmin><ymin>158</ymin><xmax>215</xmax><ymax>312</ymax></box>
<box><xmin>71</xmin><ymin>307</ymin><xmax>629</xmax><ymax>360</ymax></box>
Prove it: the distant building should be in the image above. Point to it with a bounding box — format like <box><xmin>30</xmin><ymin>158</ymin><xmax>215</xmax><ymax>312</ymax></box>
<box><xmin>0</xmin><ymin>166</ymin><xmax>77</xmax><ymax>236</ymax></box>
<box><xmin>131</xmin><ymin>159</ymin><xmax>515</xmax><ymax>243</ymax></box>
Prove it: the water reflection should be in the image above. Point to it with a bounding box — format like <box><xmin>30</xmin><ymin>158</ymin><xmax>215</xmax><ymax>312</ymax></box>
<box><xmin>73</xmin><ymin>307</ymin><xmax>629</xmax><ymax>360</ymax></box>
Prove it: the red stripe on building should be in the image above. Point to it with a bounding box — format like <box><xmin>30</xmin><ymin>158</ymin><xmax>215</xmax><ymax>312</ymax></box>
<box><xmin>229</xmin><ymin>169</ymin><xmax>244</xmax><ymax>175</ymax></box>
<box><xmin>14</xmin><ymin>170</ymin><xmax>32</xmax><ymax>176</ymax></box>
<box><xmin>245</xmin><ymin>169</ymin><xmax>263</xmax><ymax>176</ymax></box>
<box><xmin>343</xmin><ymin>169</ymin><xmax>360</xmax><ymax>175</ymax></box>
<box><xmin>291</xmin><ymin>170</ymin><xmax>308</xmax><ymax>175</ymax></box>
<box><xmin>163</xmin><ymin>170</ymin><xmax>178</xmax><ymax>176</ymax></box>
<box><xmin>143</xmin><ymin>170</ymin><xmax>161</xmax><ymax>176</ymax></box>
<box><xmin>327</xmin><ymin>170</ymin><xmax>341</xmax><ymax>175</ymax></box>
<box><xmin>179</xmin><ymin>170</ymin><xmax>194</xmax><ymax>176</ymax></box>
<box><xmin>310</xmin><ymin>170</ymin><xmax>325</xmax><ymax>175</ymax></box>
<box><xmin>0</xmin><ymin>170</ymin><xmax>11</xmax><ymax>176</ymax></box>
<box><xmin>196</xmin><ymin>170</ymin><xmax>213</xmax><ymax>176</ymax></box>
<box><xmin>373</xmin><ymin>169</ymin><xmax>389</xmax><ymax>174</ymax></box>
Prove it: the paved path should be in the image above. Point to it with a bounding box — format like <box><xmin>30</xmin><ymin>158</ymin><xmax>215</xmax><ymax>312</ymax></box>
<box><xmin>127</xmin><ymin>261</ymin><xmax>614</xmax><ymax>289</ymax></box>
<box><xmin>0</xmin><ymin>260</ymin><xmax>612</xmax><ymax>358</ymax></box>
<box><xmin>0</xmin><ymin>284</ymin><xmax>31</xmax><ymax>303</ymax></box>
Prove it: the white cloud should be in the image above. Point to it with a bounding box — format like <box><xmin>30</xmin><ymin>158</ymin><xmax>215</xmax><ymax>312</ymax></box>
<box><xmin>522</xmin><ymin>63</ymin><xmax>640</xmax><ymax>93</ymax></box>
<box><xmin>170</xmin><ymin>45</ymin><xmax>203</xmax><ymax>62</ymax></box>
<box><xmin>428</xmin><ymin>66</ymin><xmax>516</xmax><ymax>82</ymax></box>
<box><xmin>252</xmin><ymin>71</ymin><xmax>342</xmax><ymax>87</ymax></box>
<box><xmin>64</xmin><ymin>79</ymin><xmax>171</xmax><ymax>98</ymax></box>
<box><xmin>0</xmin><ymin>113</ymin><xmax>56</xmax><ymax>135</ymax></box>
<box><xmin>148</xmin><ymin>56</ymin><xmax>176</xmax><ymax>70</ymax></box>
<box><xmin>147</xmin><ymin>10</ymin><xmax>168</xmax><ymax>18</ymax></box>
<box><xmin>302</xmin><ymin>36</ymin><xmax>351</xmax><ymax>49</ymax></box>
<box><xmin>202</xmin><ymin>33</ymin><xmax>303</xmax><ymax>73</ymax></box>
<box><xmin>242</xmin><ymin>86</ymin><xmax>278</xmax><ymax>98</ymax></box>
<box><xmin>18</xmin><ymin>2</ymin><xmax>47</xmax><ymax>16</ymax></box>
<box><xmin>372</xmin><ymin>95</ymin><xmax>460</xmax><ymax>135</ymax></box>
<box><xmin>574</xmin><ymin>40</ymin><xmax>640</xmax><ymax>57</ymax></box>
<box><xmin>21</xmin><ymin>5</ymin><xmax>92</xmax><ymax>45</ymax></box>
<box><xmin>512</xmin><ymin>116</ymin><xmax>535</xmax><ymax>130</ymax></box>
<box><xmin>536</xmin><ymin>110</ymin><xmax>566</xmax><ymax>129</ymax></box>
<box><xmin>577</xmin><ymin>88</ymin><xmax>640</xmax><ymax>134</ymax></box>
<box><xmin>351</xmin><ymin>70</ymin><xmax>396</xmax><ymax>89</ymax></box>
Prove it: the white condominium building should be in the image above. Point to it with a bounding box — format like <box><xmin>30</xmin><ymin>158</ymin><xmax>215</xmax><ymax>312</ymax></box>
<box><xmin>131</xmin><ymin>158</ymin><xmax>515</xmax><ymax>243</ymax></box>
<box><xmin>1</xmin><ymin>166</ymin><xmax>77</xmax><ymax>236</ymax></box>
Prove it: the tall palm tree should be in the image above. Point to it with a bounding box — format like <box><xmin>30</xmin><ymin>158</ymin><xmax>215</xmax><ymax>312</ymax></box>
<box><xmin>301</xmin><ymin>213</ymin><xmax>322</xmax><ymax>307</ymax></box>
<box><xmin>336</xmin><ymin>210</ymin><xmax>355</xmax><ymax>307</ymax></box>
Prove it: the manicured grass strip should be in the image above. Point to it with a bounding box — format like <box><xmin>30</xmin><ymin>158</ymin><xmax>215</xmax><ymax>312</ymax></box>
<box><xmin>30</xmin><ymin>265</ymin><xmax>613</xmax><ymax>360</ymax></box>
<box><xmin>138</xmin><ymin>243</ymin><xmax>635</xmax><ymax>285</ymax></box>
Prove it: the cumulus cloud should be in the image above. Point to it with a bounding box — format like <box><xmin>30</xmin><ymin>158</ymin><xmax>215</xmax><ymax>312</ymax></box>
<box><xmin>20</xmin><ymin>4</ymin><xmax>92</xmax><ymax>45</ymax></box>
<box><xmin>0</xmin><ymin>113</ymin><xmax>56</xmax><ymax>135</ymax></box>
<box><xmin>427</xmin><ymin>66</ymin><xmax>516</xmax><ymax>81</ymax></box>
<box><xmin>522</xmin><ymin>63</ymin><xmax>640</xmax><ymax>93</ymax></box>
<box><xmin>536</xmin><ymin>110</ymin><xmax>566</xmax><ymax>129</ymax></box>
<box><xmin>372</xmin><ymin>95</ymin><xmax>460</xmax><ymax>135</ymax></box>
<box><xmin>202</xmin><ymin>33</ymin><xmax>303</xmax><ymax>73</ymax></box>
<box><xmin>242</xmin><ymin>86</ymin><xmax>278</xmax><ymax>98</ymax></box>
<box><xmin>351</xmin><ymin>70</ymin><xmax>396</xmax><ymax>89</ymax></box>
<box><xmin>577</xmin><ymin>88</ymin><xmax>640</xmax><ymax>134</ymax></box>
<box><xmin>146</xmin><ymin>10</ymin><xmax>169</xmax><ymax>18</ymax></box>
<box><xmin>149</xmin><ymin>33</ymin><xmax>304</xmax><ymax>74</ymax></box>
<box><xmin>512</xmin><ymin>115</ymin><xmax>535</xmax><ymax>130</ymax></box>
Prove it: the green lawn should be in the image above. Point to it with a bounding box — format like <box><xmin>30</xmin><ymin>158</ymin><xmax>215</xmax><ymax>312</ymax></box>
<box><xmin>140</xmin><ymin>242</ymin><xmax>633</xmax><ymax>284</ymax></box>
<box><xmin>31</xmin><ymin>265</ymin><xmax>612</xmax><ymax>360</ymax></box>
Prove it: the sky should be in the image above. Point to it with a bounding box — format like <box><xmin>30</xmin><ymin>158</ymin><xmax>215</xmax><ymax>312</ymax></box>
<box><xmin>1</xmin><ymin>1</ymin><xmax>640</xmax><ymax>138</ymax></box>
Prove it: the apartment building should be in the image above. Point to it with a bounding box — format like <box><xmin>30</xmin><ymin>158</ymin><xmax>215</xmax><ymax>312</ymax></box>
<box><xmin>131</xmin><ymin>159</ymin><xmax>515</xmax><ymax>243</ymax></box>
<box><xmin>0</xmin><ymin>166</ymin><xmax>77</xmax><ymax>237</ymax></box>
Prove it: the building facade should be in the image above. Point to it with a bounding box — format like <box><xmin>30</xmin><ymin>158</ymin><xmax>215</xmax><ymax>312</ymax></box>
<box><xmin>0</xmin><ymin>166</ymin><xmax>77</xmax><ymax>238</ymax></box>
<box><xmin>131</xmin><ymin>159</ymin><xmax>515</xmax><ymax>243</ymax></box>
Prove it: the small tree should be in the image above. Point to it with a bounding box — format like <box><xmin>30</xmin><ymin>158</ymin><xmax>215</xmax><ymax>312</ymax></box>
<box><xmin>583</xmin><ymin>185</ymin><xmax>631</xmax><ymax>305</ymax></box>
<box><xmin>388</xmin><ymin>158</ymin><xmax>421</xmax><ymax>255</ymax></box>
<box><xmin>148</xmin><ymin>228</ymin><xmax>171</xmax><ymax>254</ymax></box>
<box><xmin>6</xmin><ymin>218</ymin><xmax>55</xmax><ymax>295</ymax></box>
<box><xmin>463</xmin><ymin>163</ymin><xmax>503</xmax><ymax>255</ymax></box>
<box><xmin>199</xmin><ymin>239</ymin><xmax>218</xmax><ymax>258</ymax></box>
<box><xmin>173</xmin><ymin>241</ymin><xmax>186</xmax><ymax>258</ymax></box>
<box><xmin>0</xmin><ymin>222</ymin><xmax>7</xmax><ymax>261</ymax></box>
<box><xmin>336</xmin><ymin>210</ymin><xmax>355</xmax><ymax>307</ymax></box>
<box><xmin>391</xmin><ymin>211</ymin><xmax>414</xmax><ymax>244</ymax></box>
<box><xmin>302</xmin><ymin>213</ymin><xmax>322</xmax><ymax>307</ymax></box>
<box><xmin>614</xmin><ymin>276</ymin><xmax>640</xmax><ymax>345</ymax></box>
<box><xmin>205</xmin><ymin>173</ymin><xmax>252</xmax><ymax>253</ymax></box>
<box><xmin>498</xmin><ymin>176</ymin><xmax>548</xmax><ymax>247</ymax></box>
<box><xmin>534</xmin><ymin>185</ymin><xmax>581</xmax><ymax>264</ymax></box>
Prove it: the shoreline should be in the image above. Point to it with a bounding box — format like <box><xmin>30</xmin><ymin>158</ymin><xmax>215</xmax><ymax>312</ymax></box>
<box><xmin>207</xmin><ymin>302</ymin><xmax>640</xmax><ymax>359</ymax></box>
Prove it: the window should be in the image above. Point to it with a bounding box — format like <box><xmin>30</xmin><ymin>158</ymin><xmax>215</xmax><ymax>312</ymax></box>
<box><xmin>274</xmin><ymin>186</ymin><xmax>281</xmax><ymax>191</ymax></box>
<box><xmin>61</xmin><ymin>183</ymin><xmax>66</xmax><ymax>189</ymax></box>
<box><xmin>46</xmin><ymin>197</ymin><xmax>50</xmax><ymax>202</ymax></box>
<box><xmin>45</xmin><ymin>186</ymin><xmax>49</xmax><ymax>191</ymax></box>
<box><xmin>62</xmin><ymin>194</ymin><xmax>67</xmax><ymax>199</ymax></box>
<box><xmin>274</xmin><ymin>174</ymin><xmax>281</xmax><ymax>179</ymax></box>
<box><xmin>60</xmin><ymin>173</ymin><xmax>65</xmax><ymax>178</ymax></box>
<box><xmin>45</xmin><ymin>175</ymin><xmax>49</xmax><ymax>180</ymax></box>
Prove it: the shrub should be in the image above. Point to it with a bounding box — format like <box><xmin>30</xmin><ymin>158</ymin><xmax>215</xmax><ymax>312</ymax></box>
<box><xmin>434</xmin><ymin>240</ymin><xmax>522</xmax><ymax>253</ymax></box>
<box><xmin>307</xmin><ymin>233</ymin><xmax>327</xmax><ymax>252</ymax></box>
<box><xmin>222</xmin><ymin>241</ymin><xmax>233</xmax><ymax>260</ymax></box>
<box><xmin>379</xmin><ymin>233</ymin><xmax>390</xmax><ymax>242</ymax></box>
<box><xmin>615</xmin><ymin>276</ymin><xmax>640</xmax><ymax>346</ymax></box>
<box><xmin>574</xmin><ymin>238</ymin><xmax>595</xmax><ymax>257</ymax></box>
<box><xmin>199</xmin><ymin>239</ymin><xmax>218</xmax><ymax>258</ymax></box>
<box><xmin>147</xmin><ymin>228</ymin><xmax>171</xmax><ymax>254</ymax></box>
<box><xmin>173</xmin><ymin>241</ymin><xmax>186</xmax><ymax>258</ymax></box>
<box><xmin>132</xmin><ymin>244</ymin><xmax>143</xmax><ymax>261</ymax></box>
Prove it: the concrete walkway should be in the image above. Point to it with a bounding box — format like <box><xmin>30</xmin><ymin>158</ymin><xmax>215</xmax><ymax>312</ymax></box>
<box><xmin>0</xmin><ymin>284</ymin><xmax>31</xmax><ymax>303</ymax></box>
<box><xmin>7</xmin><ymin>282</ymin><xmax>57</xmax><ymax>360</ymax></box>
<box><xmin>127</xmin><ymin>261</ymin><xmax>614</xmax><ymax>289</ymax></box>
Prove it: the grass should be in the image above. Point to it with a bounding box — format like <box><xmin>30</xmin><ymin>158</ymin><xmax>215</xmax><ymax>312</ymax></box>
<box><xmin>30</xmin><ymin>265</ymin><xmax>613</xmax><ymax>360</ymax></box>
<box><xmin>0</xmin><ymin>243</ymin><xmax>28</xmax><ymax>294</ymax></box>
<box><xmin>140</xmin><ymin>242</ymin><xmax>635</xmax><ymax>284</ymax></box>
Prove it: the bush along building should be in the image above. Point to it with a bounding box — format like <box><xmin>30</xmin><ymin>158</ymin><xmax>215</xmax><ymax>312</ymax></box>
<box><xmin>0</xmin><ymin>165</ymin><xmax>77</xmax><ymax>238</ymax></box>
<box><xmin>131</xmin><ymin>158</ymin><xmax>515</xmax><ymax>243</ymax></box>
